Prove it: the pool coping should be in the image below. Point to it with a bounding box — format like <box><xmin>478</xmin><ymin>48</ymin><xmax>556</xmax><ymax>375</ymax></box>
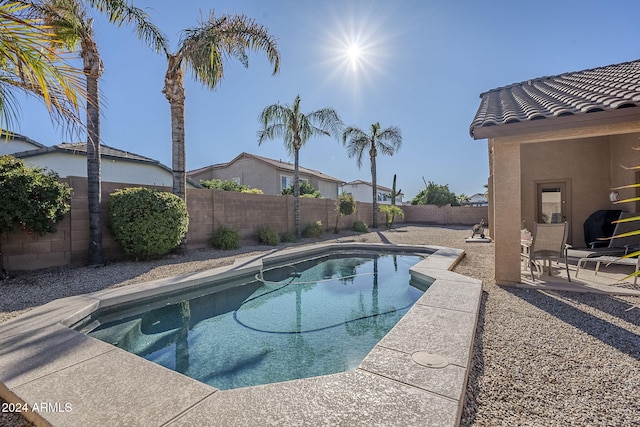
<box><xmin>0</xmin><ymin>242</ymin><xmax>482</xmax><ymax>427</ymax></box>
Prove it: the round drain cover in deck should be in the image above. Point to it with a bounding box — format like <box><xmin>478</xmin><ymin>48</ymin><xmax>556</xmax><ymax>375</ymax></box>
<box><xmin>411</xmin><ymin>351</ymin><xmax>449</xmax><ymax>368</ymax></box>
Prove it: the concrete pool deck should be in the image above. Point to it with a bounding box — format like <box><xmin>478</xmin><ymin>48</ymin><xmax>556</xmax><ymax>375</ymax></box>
<box><xmin>0</xmin><ymin>242</ymin><xmax>482</xmax><ymax>427</ymax></box>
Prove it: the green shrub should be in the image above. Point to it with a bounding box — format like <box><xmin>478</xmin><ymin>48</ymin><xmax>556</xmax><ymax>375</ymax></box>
<box><xmin>240</xmin><ymin>188</ymin><xmax>264</xmax><ymax>194</ymax></box>
<box><xmin>210</xmin><ymin>225</ymin><xmax>241</xmax><ymax>250</ymax></box>
<box><xmin>281</xmin><ymin>181</ymin><xmax>321</xmax><ymax>198</ymax></box>
<box><xmin>302</xmin><ymin>220</ymin><xmax>323</xmax><ymax>238</ymax></box>
<box><xmin>258</xmin><ymin>225</ymin><xmax>280</xmax><ymax>246</ymax></box>
<box><xmin>353</xmin><ymin>220</ymin><xmax>369</xmax><ymax>233</ymax></box>
<box><xmin>0</xmin><ymin>156</ymin><xmax>72</xmax><ymax>274</ymax></box>
<box><xmin>109</xmin><ymin>187</ymin><xmax>188</xmax><ymax>258</ymax></box>
<box><xmin>281</xmin><ymin>232</ymin><xmax>296</xmax><ymax>243</ymax></box>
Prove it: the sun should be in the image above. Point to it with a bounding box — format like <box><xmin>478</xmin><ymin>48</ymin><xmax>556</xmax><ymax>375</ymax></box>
<box><xmin>346</xmin><ymin>43</ymin><xmax>362</xmax><ymax>68</ymax></box>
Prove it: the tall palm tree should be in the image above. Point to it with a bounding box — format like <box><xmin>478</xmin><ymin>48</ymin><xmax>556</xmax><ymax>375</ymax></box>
<box><xmin>0</xmin><ymin>1</ymin><xmax>85</xmax><ymax>131</ymax></box>
<box><xmin>258</xmin><ymin>95</ymin><xmax>343</xmax><ymax>237</ymax></box>
<box><xmin>342</xmin><ymin>122</ymin><xmax>402</xmax><ymax>228</ymax></box>
<box><xmin>32</xmin><ymin>0</ymin><xmax>167</xmax><ymax>265</ymax></box>
<box><xmin>162</xmin><ymin>11</ymin><xmax>280</xmax><ymax>202</ymax></box>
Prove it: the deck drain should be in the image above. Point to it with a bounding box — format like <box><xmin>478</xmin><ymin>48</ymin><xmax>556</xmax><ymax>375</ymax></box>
<box><xmin>412</xmin><ymin>351</ymin><xmax>449</xmax><ymax>368</ymax></box>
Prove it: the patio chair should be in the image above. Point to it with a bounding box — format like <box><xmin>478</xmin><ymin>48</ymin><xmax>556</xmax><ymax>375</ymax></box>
<box><xmin>567</xmin><ymin>212</ymin><xmax>640</xmax><ymax>259</ymax></box>
<box><xmin>527</xmin><ymin>222</ymin><xmax>571</xmax><ymax>282</ymax></box>
<box><xmin>575</xmin><ymin>255</ymin><xmax>639</xmax><ymax>284</ymax></box>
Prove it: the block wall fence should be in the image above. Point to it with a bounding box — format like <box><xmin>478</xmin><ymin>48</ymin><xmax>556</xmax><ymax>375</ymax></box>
<box><xmin>1</xmin><ymin>177</ymin><xmax>488</xmax><ymax>271</ymax></box>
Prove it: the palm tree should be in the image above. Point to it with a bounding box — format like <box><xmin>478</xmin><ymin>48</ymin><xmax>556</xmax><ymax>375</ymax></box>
<box><xmin>32</xmin><ymin>0</ymin><xmax>167</xmax><ymax>265</ymax></box>
<box><xmin>342</xmin><ymin>122</ymin><xmax>402</xmax><ymax>228</ymax></box>
<box><xmin>162</xmin><ymin>11</ymin><xmax>280</xmax><ymax>202</ymax></box>
<box><xmin>0</xmin><ymin>1</ymin><xmax>85</xmax><ymax>131</ymax></box>
<box><xmin>258</xmin><ymin>95</ymin><xmax>343</xmax><ymax>237</ymax></box>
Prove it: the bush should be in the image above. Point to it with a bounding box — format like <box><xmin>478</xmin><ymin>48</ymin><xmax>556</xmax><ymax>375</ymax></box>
<box><xmin>0</xmin><ymin>156</ymin><xmax>72</xmax><ymax>274</ymax></box>
<box><xmin>281</xmin><ymin>181</ymin><xmax>321</xmax><ymax>198</ymax></box>
<box><xmin>302</xmin><ymin>220</ymin><xmax>324</xmax><ymax>238</ymax></box>
<box><xmin>258</xmin><ymin>225</ymin><xmax>280</xmax><ymax>246</ymax></box>
<box><xmin>353</xmin><ymin>220</ymin><xmax>369</xmax><ymax>233</ymax></box>
<box><xmin>210</xmin><ymin>225</ymin><xmax>241</xmax><ymax>250</ymax></box>
<box><xmin>281</xmin><ymin>232</ymin><xmax>296</xmax><ymax>243</ymax></box>
<box><xmin>109</xmin><ymin>187</ymin><xmax>188</xmax><ymax>258</ymax></box>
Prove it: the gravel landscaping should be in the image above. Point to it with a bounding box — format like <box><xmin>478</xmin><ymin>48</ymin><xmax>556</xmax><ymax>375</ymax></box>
<box><xmin>1</xmin><ymin>224</ymin><xmax>638</xmax><ymax>426</ymax></box>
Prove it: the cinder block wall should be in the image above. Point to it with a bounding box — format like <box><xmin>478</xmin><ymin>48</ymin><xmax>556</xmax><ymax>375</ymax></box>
<box><xmin>1</xmin><ymin>178</ymin><xmax>487</xmax><ymax>271</ymax></box>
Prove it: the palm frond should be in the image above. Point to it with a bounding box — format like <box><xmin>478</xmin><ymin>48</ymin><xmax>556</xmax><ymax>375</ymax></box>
<box><xmin>613</xmin><ymin>196</ymin><xmax>640</xmax><ymax>205</ymax></box>
<box><xmin>612</xmin><ymin>215</ymin><xmax>640</xmax><ymax>224</ymax></box>
<box><xmin>179</xmin><ymin>11</ymin><xmax>279</xmax><ymax>89</ymax></box>
<box><xmin>86</xmin><ymin>0</ymin><xmax>169</xmax><ymax>53</ymax></box>
<box><xmin>0</xmin><ymin>1</ymin><xmax>85</xmax><ymax>134</ymax></box>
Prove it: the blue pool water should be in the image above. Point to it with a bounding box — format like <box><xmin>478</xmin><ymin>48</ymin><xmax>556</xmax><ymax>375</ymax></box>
<box><xmin>86</xmin><ymin>253</ymin><xmax>426</xmax><ymax>390</ymax></box>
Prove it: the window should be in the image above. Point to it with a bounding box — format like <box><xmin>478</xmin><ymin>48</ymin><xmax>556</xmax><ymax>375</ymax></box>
<box><xmin>231</xmin><ymin>177</ymin><xmax>241</xmax><ymax>184</ymax></box>
<box><xmin>281</xmin><ymin>175</ymin><xmax>292</xmax><ymax>191</ymax></box>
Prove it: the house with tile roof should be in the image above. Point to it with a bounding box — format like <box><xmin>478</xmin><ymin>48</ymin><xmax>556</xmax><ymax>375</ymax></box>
<box><xmin>0</xmin><ymin>131</ymin><xmax>46</xmax><ymax>155</ymax></box>
<box><xmin>342</xmin><ymin>180</ymin><xmax>404</xmax><ymax>205</ymax></box>
<box><xmin>470</xmin><ymin>59</ymin><xmax>640</xmax><ymax>284</ymax></box>
<box><xmin>8</xmin><ymin>139</ymin><xmax>199</xmax><ymax>188</ymax></box>
<box><xmin>188</xmin><ymin>152</ymin><xmax>344</xmax><ymax>199</ymax></box>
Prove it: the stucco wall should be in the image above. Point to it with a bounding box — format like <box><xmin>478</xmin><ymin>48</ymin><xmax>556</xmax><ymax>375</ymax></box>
<box><xmin>19</xmin><ymin>152</ymin><xmax>179</xmax><ymax>187</ymax></box>
<box><xmin>520</xmin><ymin>134</ymin><xmax>640</xmax><ymax>247</ymax></box>
<box><xmin>0</xmin><ymin>139</ymin><xmax>40</xmax><ymax>155</ymax></box>
<box><xmin>520</xmin><ymin>137</ymin><xmax>612</xmax><ymax>247</ymax></box>
<box><xmin>192</xmin><ymin>157</ymin><xmax>340</xmax><ymax>198</ymax></box>
<box><xmin>1</xmin><ymin>177</ymin><xmax>486</xmax><ymax>271</ymax></box>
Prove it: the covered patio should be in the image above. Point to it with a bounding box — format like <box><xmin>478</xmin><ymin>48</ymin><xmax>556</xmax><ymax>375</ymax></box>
<box><xmin>470</xmin><ymin>59</ymin><xmax>640</xmax><ymax>285</ymax></box>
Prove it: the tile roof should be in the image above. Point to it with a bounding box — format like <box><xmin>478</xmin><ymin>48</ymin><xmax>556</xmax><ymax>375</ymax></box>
<box><xmin>343</xmin><ymin>180</ymin><xmax>393</xmax><ymax>192</ymax></box>
<box><xmin>189</xmin><ymin>152</ymin><xmax>344</xmax><ymax>183</ymax></box>
<box><xmin>470</xmin><ymin>59</ymin><xmax>640</xmax><ymax>138</ymax></box>
<box><xmin>12</xmin><ymin>141</ymin><xmax>159</xmax><ymax>163</ymax></box>
<box><xmin>11</xmin><ymin>142</ymin><xmax>201</xmax><ymax>187</ymax></box>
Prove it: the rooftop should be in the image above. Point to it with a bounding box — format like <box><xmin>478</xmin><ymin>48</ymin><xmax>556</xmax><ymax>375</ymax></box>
<box><xmin>188</xmin><ymin>152</ymin><xmax>344</xmax><ymax>183</ymax></box>
<box><xmin>470</xmin><ymin>59</ymin><xmax>640</xmax><ymax>138</ymax></box>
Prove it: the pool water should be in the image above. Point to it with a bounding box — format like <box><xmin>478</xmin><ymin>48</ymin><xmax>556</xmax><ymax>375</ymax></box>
<box><xmin>87</xmin><ymin>253</ymin><xmax>426</xmax><ymax>390</ymax></box>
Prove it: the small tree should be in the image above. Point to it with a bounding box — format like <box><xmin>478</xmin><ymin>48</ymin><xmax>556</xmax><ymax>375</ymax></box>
<box><xmin>379</xmin><ymin>205</ymin><xmax>404</xmax><ymax>230</ymax></box>
<box><xmin>411</xmin><ymin>181</ymin><xmax>459</xmax><ymax>206</ymax></box>
<box><xmin>334</xmin><ymin>193</ymin><xmax>356</xmax><ymax>233</ymax></box>
<box><xmin>0</xmin><ymin>156</ymin><xmax>72</xmax><ymax>276</ymax></box>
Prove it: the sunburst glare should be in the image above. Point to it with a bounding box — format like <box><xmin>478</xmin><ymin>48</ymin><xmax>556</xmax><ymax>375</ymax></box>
<box><xmin>313</xmin><ymin>4</ymin><xmax>396</xmax><ymax>100</ymax></box>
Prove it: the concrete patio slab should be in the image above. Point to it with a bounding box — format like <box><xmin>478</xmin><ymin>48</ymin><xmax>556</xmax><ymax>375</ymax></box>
<box><xmin>165</xmin><ymin>370</ymin><xmax>459</xmax><ymax>427</ymax></box>
<box><xmin>11</xmin><ymin>345</ymin><xmax>215</xmax><ymax>427</ymax></box>
<box><xmin>376</xmin><ymin>304</ymin><xmax>477</xmax><ymax>368</ymax></box>
<box><xmin>358</xmin><ymin>345</ymin><xmax>468</xmax><ymax>401</ymax></box>
<box><xmin>415</xmin><ymin>278</ymin><xmax>483</xmax><ymax>313</ymax></box>
<box><xmin>0</xmin><ymin>295</ymin><xmax>100</xmax><ymax>338</ymax></box>
<box><xmin>0</xmin><ymin>324</ymin><xmax>113</xmax><ymax>388</ymax></box>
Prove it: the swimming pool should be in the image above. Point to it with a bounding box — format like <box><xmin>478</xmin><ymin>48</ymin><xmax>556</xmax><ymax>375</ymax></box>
<box><xmin>84</xmin><ymin>253</ymin><xmax>427</xmax><ymax>390</ymax></box>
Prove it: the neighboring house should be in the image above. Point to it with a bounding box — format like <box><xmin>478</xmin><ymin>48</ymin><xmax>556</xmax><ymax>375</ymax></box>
<box><xmin>0</xmin><ymin>131</ymin><xmax>46</xmax><ymax>155</ymax></box>
<box><xmin>8</xmin><ymin>139</ymin><xmax>199</xmax><ymax>188</ymax></box>
<box><xmin>470</xmin><ymin>59</ymin><xmax>640</xmax><ymax>284</ymax></box>
<box><xmin>464</xmin><ymin>193</ymin><xmax>488</xmax><ymax>206</ymax></box>
<box><xmin>188</xmin><ymin>152</ymin><xmax>343</xmax><ymax>199</ymax></box>
<box><xmin>342</xmin><ymin>180</ymin><xmax>404</xmax><ymax>205</ymax></box>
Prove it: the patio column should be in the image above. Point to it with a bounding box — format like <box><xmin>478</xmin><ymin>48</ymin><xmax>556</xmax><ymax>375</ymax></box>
<box><xmin>491</xmin><ymin>138</ymin><xmax>522</xmax><ymax>284</ymax></box>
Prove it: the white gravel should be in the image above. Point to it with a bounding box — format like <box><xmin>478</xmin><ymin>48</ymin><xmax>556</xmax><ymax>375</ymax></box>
<box><xmin>1</xmin><ymin>225</ymin><xmax>638</xmax><ymax>426</ymax></box>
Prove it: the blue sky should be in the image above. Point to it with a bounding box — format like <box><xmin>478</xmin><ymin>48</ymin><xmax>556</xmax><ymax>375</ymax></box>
<box><xmin>12</xmin><ymin>0</ymin><xmax>640</xmax><ymax>200</ymax></box>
